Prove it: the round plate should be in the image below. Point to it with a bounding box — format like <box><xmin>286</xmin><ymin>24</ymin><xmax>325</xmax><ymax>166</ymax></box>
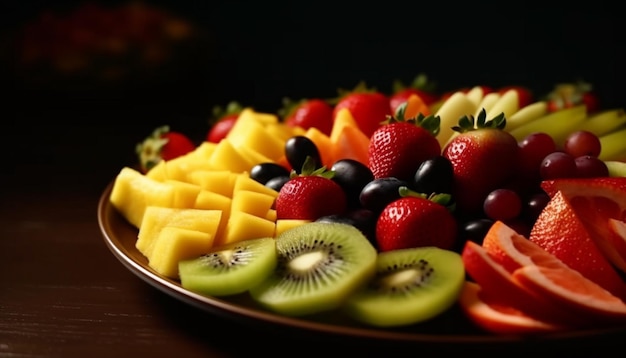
<box><xmin>97</xmin><ymin>180</ymin><xmax>626</xmax><ymax>345</ymax></box>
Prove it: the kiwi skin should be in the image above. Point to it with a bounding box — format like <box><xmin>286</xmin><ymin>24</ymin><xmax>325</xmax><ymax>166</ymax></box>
<box><xmin>178</xmin><ymin>237</ymin><xmax>277</xmax><ymax>297</ymax></box>
<box><xmin>342</xmin><ymin>246</ymin><xmax>466</xmax><ymax>327</ymax></box>
<box><xmin>249</xmin><ymin>222</ymin><xmax>377</xmax><ymax>317</ymax></box>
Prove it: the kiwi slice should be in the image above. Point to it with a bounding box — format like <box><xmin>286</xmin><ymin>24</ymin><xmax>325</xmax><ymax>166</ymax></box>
<box><xmin>343</xmin><ymin>246</ymin><xmax>465</xmax><ymax>327</ymax></box>
<box><xmin>178</xmin><ymin>237</ymin><xmax>277</xmax><ymax>296</ymax></box>
<box><xmin>249</xmin><ymin>222</ymin><xmax>377</xmax><ymax>316</ymax></box>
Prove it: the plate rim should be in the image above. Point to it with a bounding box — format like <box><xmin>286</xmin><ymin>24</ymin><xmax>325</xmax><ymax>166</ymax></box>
<box><xmin>96</xmin><ymin>179</ymin><xmax>626</xmax><ymax>345</ymax></box>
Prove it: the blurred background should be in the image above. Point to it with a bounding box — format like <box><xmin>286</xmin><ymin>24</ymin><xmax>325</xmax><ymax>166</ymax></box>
<box><xmin>2</xmin><ymin>1</ymin><xmax>625</xmax><ymax>193</ymax></box>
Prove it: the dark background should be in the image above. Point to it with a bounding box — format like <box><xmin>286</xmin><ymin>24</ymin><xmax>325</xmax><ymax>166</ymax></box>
<box><xmin>2</xmin><ymin>1</ymin><xmax>626</xmax><ymax>192</ymax></box>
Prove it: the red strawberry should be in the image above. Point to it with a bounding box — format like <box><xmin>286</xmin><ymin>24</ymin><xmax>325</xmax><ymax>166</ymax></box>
<box><xmin>332</xmin><ymin>82</ymin><xmax>391</xmax><ymax>138</ymax></box>
<box><xmin>376</xmin><ymin>188</ymin><xmax>457</xmax><ymax>252</ymax></box>
<box><xmin>275</xmin><ymin>157</ymin><xmax>347</xmax><ymax>221</ymax></box>
<box><xmin>389</xmin><ymin>73</ymin><xmax>439</xmax><ymax>113</ymax></box>
<box><xmin>442</xmin><ymin>110</ymin><xmax>520</xmax><ymax>215</ymax></box>
<box><xmin>136</xmin><ymin>125</ymin><xmax>196</xmax><ymax>173</ymax></box>
<box><xmin>280</xmin><ymin>98</ymin><xmax>334</xmax><ymax>136</ymax></box>
<box><xmin>368</xmin><ymin>104</ymin><xmax>441</xmax><ymax>182</ymax></box>
<box><xmin>206</xmin><ymin>101</ymin><xmax>243</xmax><ymax>143</ymax></box>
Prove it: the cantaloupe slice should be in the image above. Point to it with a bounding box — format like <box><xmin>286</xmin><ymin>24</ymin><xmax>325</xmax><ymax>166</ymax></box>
<box><xmin>331</xmin><ymin>125</ymin><xmax>370</xmax><ymax>167</ymax></box>
<box><xmin>304</xmin><ymin>127</ymin><xmax>334</xmax><ymax>167</ymax></box>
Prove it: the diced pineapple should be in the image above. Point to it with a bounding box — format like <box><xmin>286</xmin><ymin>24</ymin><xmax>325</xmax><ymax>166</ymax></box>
<box><xmin>218</xmin><ymin>211</ymin><xmax>276</xmax><ymax>246</ymax></box>
<box><xmin>275</xmin><ymin>219</ymin><xmax>312</xmax><ymax>237</ymax></box>
<box><xmin>189</xmin><ymin>141</ymin><xmax>218</xmax><ymax>160</ymax></box>
<box><xmin>145</xmin><ymin>160</ymin><xmax>168</xmax><ymax>181</ymax></box>
<box><xmin>187</xmin><ymin>170</ymin><xmax>238</xmax><ymax>197</ymax></box>
<box><xmin>207</xmin><ymin>139</ymin><xmax>254</xmax><ymax>173</ymax></box>
<box><xmin>193</xmin><ymin>190</ymin><xmax>232</xmax><ymax>242</ymax></box>
<box><xmin>265</xmin><ymin>208</ymin><xmax>277</xmax><ymax>222</ymax></box>
<box><xmin>110</xmin><ymin>167</ymin><xmax>175</xmax><ymax>228</ymax></box>
<box><xmin>136</xmin><ymin>206</ymin><xmax>222</xmax><ymax>258</ymax></box>
<box><xmin>226</xmin><ymin>112</ymin><xmax>285</xmax><ymax>160</ymax></box>
<box><xmin>148</xmin><ymin>227</ymin><xmax>213</xmax><ymax>278</ymax></box>
<box><xmin>230</xmin><ymin>190</ymin><xmax>276</xmax><ymax>218</ymax></box>
<box><xmin>232</xmin><ymin>173</ymin><xmax>279</xmax><ymax>198</ymax></box>
<box><xmin>165</xmin><ymin>179</ymin><xmax>202</xmax><ymax>208</ymax></box>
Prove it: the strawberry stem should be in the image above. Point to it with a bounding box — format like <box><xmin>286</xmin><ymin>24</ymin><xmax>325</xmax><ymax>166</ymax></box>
<box><xmin>398</xmin><ymin>186</ymin><xmax>456</xmax><ymax>212</ymax></box>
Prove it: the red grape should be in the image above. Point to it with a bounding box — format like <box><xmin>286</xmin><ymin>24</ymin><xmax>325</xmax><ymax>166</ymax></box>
<box><xmin>483</xmin><ymin>188</ymin><xmax>522</xmax><ymax>221</ymax></box>
<box><xmin>540</xmin><ymin>151</ymin><xmax>577</xmax><ymax>180</ymax></box>
<box><xmin>563</xmin><ymin>130</ymin><xmax>602</xmax><ymax>157</ymax></box>
<box><xmin>575</xmin><ymin>155</ymin><xmax>609</xmax><ymax>178</ymax></box>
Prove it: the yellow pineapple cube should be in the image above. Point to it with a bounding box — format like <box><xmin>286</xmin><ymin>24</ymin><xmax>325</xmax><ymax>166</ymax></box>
<box><xmin>145</xmin><ymin>160</ymin><xmax>168</xmax><ymax>181</ymax></box>
<box><xmin>230</xmin><ymin>190</ymin><xmax>276</xmax><ymax>218</ymax></box>
<box><xmin>232</xmin><ymin>173</ymin><xmax>279</xmax><ymax>198</ymax></box>
<box><xmin>189</xmin><ymin>141</ymin><xmax>218</xmax><ymax>160</ymax></box>
<box><xmin>193</xmin><ymin>190</ymin><xmax>232</xmax><ymax>241</ymax></box>
<box><xmin>136</xmin><ymin>206</ymin><xmax>222</xmax><ymax>258</ymax></box>
<box><xmin>165</xmin><ymin>179</ymin><xmax>202</xmax><ymax>208</ymax></box>
<box><xmin>110</xmin><ymin>167</ymin><xmax>175</xmax><ymax>228</ymax></box>
<box><xmin>207</xmin><ymin>139</ymin><xmax>253</xmax><ymax>173</ymax></box>
<box><xmin>148</xmin><ymin>227</ymin><xmax>213</xmax><ymax>278</ymax></box>
<box><xmin>187</xmin><ymin>170</ymin><xmax>238</xmax><ymax>197</ymax></box>
<box><xmin>275</xmin><ymin>219</ymin><xmax>311</xmax><ymax>237</ymax></box>
<box><xmin>218</xmin><ymin>211</ymin><xmax>276</xmax><ymax>246</ymax></box>
<box><xmin>226</xmin><ymin>112</ymin><xmax>285</xmax><ymax>160</ymax></box>
<box><xmin>265</xmin><ymin>208</ymin><xmax>277</xmax><ymax>222</ymax></box>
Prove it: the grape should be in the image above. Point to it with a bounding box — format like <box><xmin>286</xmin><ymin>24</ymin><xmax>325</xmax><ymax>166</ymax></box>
<box><xmin>284</xmin><ymin>136</ymin><xmax>322</xmax><ymax>173</ymax></box>
<box><xmin>412</xmin><ymin>155</ymin><xmax>454</xmax><ymax>195</ymax></box>
<box><xmin>540</xmin><ymin>151</ymin><xmax>577</xmax><ymax>180</ymax></box>
<box><xmin>518</xmin><ymin>132</ymin><xmax>557</xmax><ymax>178</ymax></box>
<box><xmin>563</xmin><ymin>130</ymin><xmax>602</xmax><ymax>157</ymax></box>
<box><xmin>523</xmin><ymin>192</ymin><xmax>551</xmax><ymax>223</ymax></box>
<box><xmin>359</xmin><ymin>177</ymin><xmax>408</xmax><ymax>214</ymax></box>
<box><xmin>250</xmin><ymin>162</ymin><xmax>290</xmax><ymax>184</ymax></box>
<box><xmin>483</xmin><ymin>188</ymin><xmax>522</xmax><ymax>221</ymax></box>
<box><xmin>331</xmin><ymin>159</ymin><xmax>375</xmax><ymax>208</ymax></box>
<box><xmin>265</xmin><ymin>175</ymin><xmax>290</xmax><ymax>191</ymax></box>
<box><xmin>460</xmin><ymin>218</ymin><xmax>495</xmax><ymax>245</ymax></box>
<box><xmin>575</xmin><ymin>155</ymin><xmax>609</xmax><ymax>178</ymax></box>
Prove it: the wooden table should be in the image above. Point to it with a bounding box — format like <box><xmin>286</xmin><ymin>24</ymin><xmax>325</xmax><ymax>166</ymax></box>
<box><xmin>2</xmin><ymin>91</ymin><xmax>626</xmax><ymax>358</ymax></box>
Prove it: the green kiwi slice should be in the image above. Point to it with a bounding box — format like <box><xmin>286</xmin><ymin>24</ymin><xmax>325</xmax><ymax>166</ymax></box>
<box><xmin>343</xmin><ymin>246</ymin><xmax>465</xmax><ymax>327</ymax></box>
<box><xmin>178</xmin><ymin>237</ymin><xmax>277</xmax><ymax>296</ymax></box>
<box><xmin>249</xmin><ymin>222</ymin><xmax>377</xmax><ymax>316</ymax></box>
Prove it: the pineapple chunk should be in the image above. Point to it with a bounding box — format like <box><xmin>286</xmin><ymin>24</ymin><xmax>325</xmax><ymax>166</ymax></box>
<box><xmin>110</xmin><ymin>167</ymin><xmax>175</xmax><ymax>228</ymax></box>
<box><xmin>218</xmin><ymin>211</ymin><xmax>276</xmax><ymax>246</ymax></box>
<box><xmin>165</xmin><ymin>179</ymin><xmax>202</xmax><ymax>208</ymax></box>
<box><xmin>136</xmin><ymin>206</ymin><xmax>222</xmax><ymax>258</ymax></box>
<box><xmin>230</xmin><ymin>190</ymin><xmax>276</xmax><ymax>218</ymax></box>
<box><xmin>193</xmin><ymin>190</ymin><xmax>232</xmax><ymax>242</ymax></box>
<box><xmin>207</xmin><ymin>139</ymin><xmax>254</xmax><ymax>173</ymax></box>
<box><xmin>149</xmin><ymin>227</ymin><xmax>213</xmax><ymax>278</ymax></box>
<box><xmin>226</xmin><ymin>112</ymin><xmax>285</xmax><ymax>160</ymax></box>
<box><xmin>232</xmin><ymin>173</ymin><xmax>279</xmax><ymax>198</ymax></box>
<box><xmin>275</xmin><ymin>219</ymin><xmax>311</xmax><ymax>237</ymax></box>
<box><xmin>187</xmin><ymin>170</ymin><xmax>239</xmax><ymax>197</ymax></box>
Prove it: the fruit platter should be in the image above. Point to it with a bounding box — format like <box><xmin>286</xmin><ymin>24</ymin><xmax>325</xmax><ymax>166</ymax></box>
<box><xmin>97</xmin><ymin>76</ymin><xmax>626</xmax><ymax>344</ymax></box>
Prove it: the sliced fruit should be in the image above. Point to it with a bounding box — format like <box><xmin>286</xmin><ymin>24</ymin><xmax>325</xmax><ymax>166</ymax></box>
<box><xmin>249</xmin><ymin>222</ymin><xmax>377</xmax><ymax>316</ymax></box>
<box><xmin>343</xmin><ymin>246</ymin><xmax>465</xmax><ymax>327</ymax></box>
<box><xmin>606</xmin><ymin>218</ymin><xmax>626</xmax><ymax>273</ymax></box>
<box><xmin>149</xmin><ymin>227</ymin><xmax>214</xmax><ymax>278</ymax></box>
<box><xmin>531</xmin><ymin>179</ymin><xmax>626</xmax><ymax>300</ymax></box>
<box><xmin>513</xmin><ymin>265</ymin><xmax>626</xmax><ymax>323</ymax></box>
<box><xmin>178</xmin><ymin>237</ymin><xmax>277</xmax><ymax>296</ymax></box>
<box><xmin>460</xmin><ymin>240</ymin><xmax>574</xmax><ymax>325</ymax></box>
<box><xmin>458</xmin><ymin>281</ymin><xmax>564</xmax><ymax>335</ymax></box>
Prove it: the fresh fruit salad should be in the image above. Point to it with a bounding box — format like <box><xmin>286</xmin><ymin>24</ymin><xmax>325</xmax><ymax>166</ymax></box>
<box><xmin>108</xmin><ymin>77</ymin><xmax>626</xmax><ymax>334</ymax></box>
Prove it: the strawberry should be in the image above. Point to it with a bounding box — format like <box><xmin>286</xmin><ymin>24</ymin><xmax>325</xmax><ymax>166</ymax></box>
<box><xmin>275</xmin><ymin>157</ymin><xmax>347</xmax><ymax>221</ymax></box>
<box><xmin>368</xmin><ymin>103</ymin><xmax>441</xmax><ymax>182</ymax></box>
<box><xmin>389</xmin><ymin>73</ymin><xmax>439</xmax><ymax>113</ymax></box>
<box><xmin>376</xmin><ymin>188</ymin><xmax>457</xmax><ymax>252</ymax></box>
<box><xmin>280</xmin><ymin>98</ymin><xmax>334</xmax><ymax>135</ymax></box>
<box><xmin>206</xmin><ymin>101</ymin><xmax>243</xmax><ymax>143</ymax></box>
<box><xmin>136</xmin><ymin>125</ymin><xmax>196</xmax><ymax>173</ymax></box>
<box><xmin>442</xmin><ymin>110</ymin><xmax>520</xmax><ymax>215</ymax></box>
<box><xmin>331</xmin><ymin>81</ymin><xmax>391</xmax><ymax>138</ymax></box>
